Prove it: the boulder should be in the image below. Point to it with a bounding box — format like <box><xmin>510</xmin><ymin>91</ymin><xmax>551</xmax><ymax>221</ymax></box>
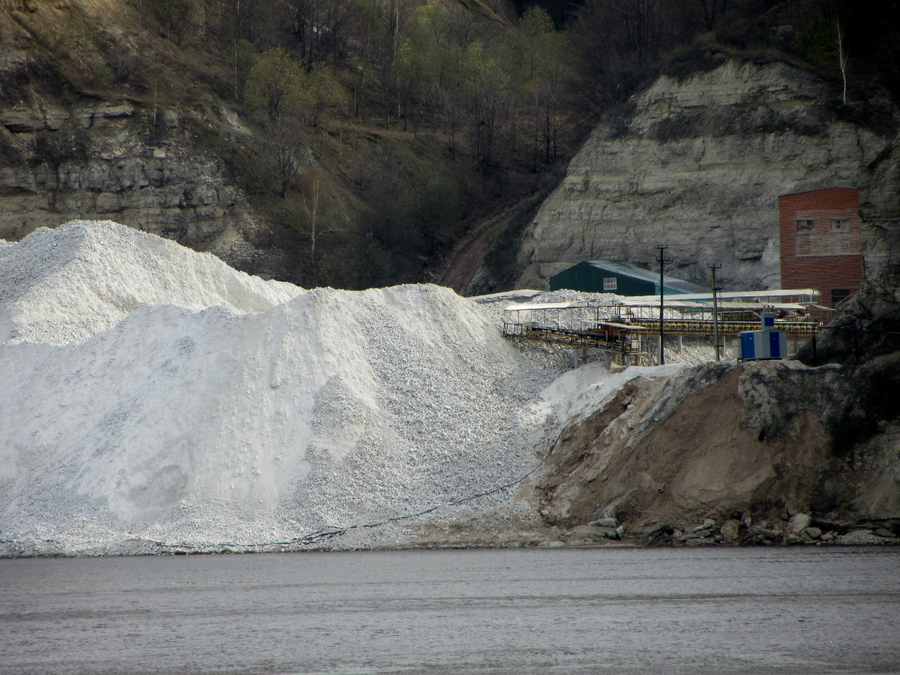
<box><xmin>747</xmin><ymin>526</ymin><xmax>781</xmax><ymax>543</ymax></box>
<box><xmin>804</xmin><ymin>526</ymin><xmax>822</xmax><ymax>539</ymax></box>
<box><xmin>590</xmin><ymin>518</ymin><xmax>617</xmax><ymax>528</ymax></box>
<box><xmin>693</xmin><ymin>518</ymin><xmax>716</xmax><ymax>533</ymax></box>
<box><xmin>787</xmin><ymin>513</ymin><xmax>812</xmax><ymax>534</ymax></box>
<box><xmin>641</xmin><ymin>523</ymin><xmax>675</xmax><ymax>546</ymax></box>
<box><xmin>573</xmin><ymin>524</ymin><xmax>619</xmax><ymax>540</ymax></box>
<box><xmin>720</xmin><ymin>519</ymin><xmax>741</xmax><ymax>544</ymax></box>
<box><xmin>568</xmin><ymin>525</ymin><xmax>605</xmax><ymax>540</ymax></box>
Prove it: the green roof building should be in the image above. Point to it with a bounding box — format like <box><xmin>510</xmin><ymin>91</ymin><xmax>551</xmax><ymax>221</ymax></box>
<box><xmin>549</xmin><ymin>260</ymin><xmax>709</xmax><ymax>296</ymax></box>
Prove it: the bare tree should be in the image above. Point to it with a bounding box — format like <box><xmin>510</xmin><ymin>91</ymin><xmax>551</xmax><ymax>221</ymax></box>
<box><xmin>695</xmin><ymin>0</ymin><xmax>729</xmax><ymax>31</ymax></box>
<box><xmin>434</xmin><ymin>81</ymin><xmax>462</xmax><ymax>155</ymax></box>
<box><xmin>300</xmin><ymin>170</ymin><xmax>337</xmax><ymax>286</ymax></box>
<box><xmin>836</xmin><ymin>17</ymin><xmax>849</xmax><ymax>104</ymax></box>
<box><xmin>285</xmin><ymin>0</ymin><xmax>356</xmax><ymax>66</ymax></box>
<box><xmin>271</xmin><ymin>122</ymin><xmax>307</xmax><ymax>198</ymax></box>
<box><xmin>465</xmin><ymin>41</ymin><xmax>511</xmax><ymax>173</ymax></box>
<box><xmin>569</xmin><ymin>0</ymin><xmax>676</xmax><ymax>113</ymax></box>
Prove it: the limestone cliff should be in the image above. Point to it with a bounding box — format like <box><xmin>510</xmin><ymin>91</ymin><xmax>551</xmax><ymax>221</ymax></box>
<box><xmin>0</xmin><ymin>3</ymin><xmax>273</xmax><ymax>275</ymax></box>
<box><xmin>0</xmin><ymin>102</ymin><xmax>263</xmax><ymax>268</ymax></box>
<box><xmin>516</xmin><ymin>54</ymin><xmax>898</xmax><ymax>291</ymax></box>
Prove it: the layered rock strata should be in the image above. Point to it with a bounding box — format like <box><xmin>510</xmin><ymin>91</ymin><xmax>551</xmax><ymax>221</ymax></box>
<box><xmin>0</xmin><ymin>101</ymin><xmax>261</xmax><ymax>268</ymax></box>
<box><xmin>516</xmin><ymin>55</ymin><xmax>896</xmax><ymax>291</ymax></box>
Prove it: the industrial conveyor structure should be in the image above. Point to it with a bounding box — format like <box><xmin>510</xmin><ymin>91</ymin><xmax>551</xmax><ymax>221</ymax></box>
<box><xmin>501</xmin><ymin>289</ymin><xmax>823</xmax><ymax>362</ymax></box>
<box><xmin>502</xmin><ymin>301</ymin><xmax>648</xmax><ymax>364</ymax></box>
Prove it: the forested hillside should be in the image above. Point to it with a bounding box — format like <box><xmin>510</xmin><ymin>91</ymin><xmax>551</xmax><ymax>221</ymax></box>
<box><xmin>1</xmin><ymin>0</ymin><xmax>897</xmax><ymax>289</ymax></box>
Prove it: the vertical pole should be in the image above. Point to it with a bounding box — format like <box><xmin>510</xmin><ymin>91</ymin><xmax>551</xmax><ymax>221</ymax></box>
<box><xmin>709</xmin><ymin>263</ymin><xmax>722</xmax><ymax>361</ymax></box>
<box><xmin>812</xmin><ymin>329</ymin><xmax>818</xmax><ymax>367</ymax></box>
<box><xmin>657</xmin><ymin>245</ymin><xmax>669</xmax><ymax>365</ymax></box>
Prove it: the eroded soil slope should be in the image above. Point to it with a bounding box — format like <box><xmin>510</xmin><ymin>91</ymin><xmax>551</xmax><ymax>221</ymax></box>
<box><xmin>529</xmin><ymin>359</ymin><xmax>899</xmax><ymax>545</ymax></box>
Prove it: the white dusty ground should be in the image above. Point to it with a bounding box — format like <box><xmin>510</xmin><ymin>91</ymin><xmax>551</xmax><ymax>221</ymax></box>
<box><xmin>0</xmin><ymin>221</ymin><xmax>664</xmax><ymax>556</ymax></box>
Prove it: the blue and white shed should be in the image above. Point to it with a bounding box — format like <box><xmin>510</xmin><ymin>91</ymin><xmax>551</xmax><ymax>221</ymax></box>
<box><xmin>734</xmin><ymin>313</ymin><xmax>788</xmax><ymax>360</ymax></box>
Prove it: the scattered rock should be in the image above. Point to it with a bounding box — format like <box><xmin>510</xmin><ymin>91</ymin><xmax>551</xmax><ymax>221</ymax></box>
<box><xmin>720</xmin><ymin>519</ymin><xmax>741</xmax><ymax>544</ymax></box>
<box><xmin>746</xmin><ymin>526</ymin><xmax>781</xmax><ymax>544</ymax></box>
<box><xmin>811</xmin><ymin>518</ymin><xmax>849</xmax><ymax>534</ymax></box>
<box><xmin>573</xmin><ymin>524</ymin><xmax>620</xmax><ymax>540</ymax></box>
<box><xmin>568</xmin><ymin>525</ymin><xmax>603</xmax><ymax>540</ymax></box>
<box><xmin>597</xmin><ymin>527</ymin><xmax>619</xmax><ymax>540</ymax></box>
<box><xmin>693</xmin><ymin>519</ymin><xmax>716</xmax><ymax>533</ymax></box>
<box><xmin>641</xmin><ymin>523</ymin><xmax>675</xmax><ymax>546</ymax></box>
<box><xmin>805</xmin><ymin>526</ymin><xmax>822</xmax><ymax>539</ymax></box>
<box><xmin>590</xmin><ymin>518</ymin><xmax>617</xmax><ymax>528</ymax></box>
<box><xmin>685</xmin><ymin>536</ymin><xmax>716</xmax><ymax>546</ymax></box>
<box><xmin>836</xmin><ymin>530</ymin><xmax>885</xmax><ymax>545</ymax></box>
<box><xmin>787</xmin><ymin>513</ymin><xmax>812</xmax><ymax>534</ymax></box>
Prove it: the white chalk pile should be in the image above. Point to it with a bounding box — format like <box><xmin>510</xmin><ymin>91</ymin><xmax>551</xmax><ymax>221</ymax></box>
<box><xmin>0</xmin><ymin>221</ymin><xmax>578</xmax><ymax>555</ymax></box>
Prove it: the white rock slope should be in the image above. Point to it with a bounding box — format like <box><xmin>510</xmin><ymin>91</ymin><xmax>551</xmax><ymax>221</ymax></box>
<box><xmin>0</xmin><ymin>220</ymin><xmax>301</xmax><ymax>345</ymax></box>
<box><xmin>0</xmin><ymin>221</ymin><xmax>571</xmax><ymax>555</ymax></box>
<box><xmin>517</xmin><ymin>56</ymin><xmax>893</xmax><ymax>291</ymax></box>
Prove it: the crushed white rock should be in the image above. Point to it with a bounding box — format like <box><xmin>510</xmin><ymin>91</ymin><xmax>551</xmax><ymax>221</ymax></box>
<box><xmin>0</xmin><ymin>220</ymin><xmax>301</xmax><ymax>346</ymax></box>
<box><xmin>0</xmin><ymin>221</ymin><xmax>588</xmax><ymax>556</ymax></box>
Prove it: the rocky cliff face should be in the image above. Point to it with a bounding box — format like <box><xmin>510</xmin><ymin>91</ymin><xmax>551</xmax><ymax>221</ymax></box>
<box><xmin>857</xmin><ymin>131</ymin><xmax>900</xmax><ymax>324</ymax></box>
<box><xmin>0</xmin><ymin>99</ymin><xmax>266</xmax><ymax>272</ymax></box>
<box><xmin>0</xmin><ymin>4</ymin><xmax>281</xmax><ymax>277</ymax></box>
<box><xmin>516</xmin><ymin>54</ymin><xmax>897</xmax><ymax>291</ymax></box>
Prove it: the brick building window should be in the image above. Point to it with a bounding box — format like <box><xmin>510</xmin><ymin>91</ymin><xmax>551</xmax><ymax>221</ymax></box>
<box><xmin>830</xmin><ymin>218</ymin><xmax>850</xmax><ymax>233</ymax></box>
<box><xmin>603</xmin><ymin>277</ymin><xmax>617</xmax><ymax>291</ymax></box>
<box><xmin>831</xmin><ymin>288</ymin><xmax>852</xmax><ymax>306</ymax></box>
<box><xmin>796</xmin><ymin>219</ymin><xmax>814</xmax><ymax>232</ymax></box>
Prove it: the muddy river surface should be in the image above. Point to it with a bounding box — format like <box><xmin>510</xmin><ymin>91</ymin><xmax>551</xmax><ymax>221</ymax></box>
<box><xmin>1</xmin><ymin>546</ymin><xmax>898</xmax><ymax>674</ymax></box>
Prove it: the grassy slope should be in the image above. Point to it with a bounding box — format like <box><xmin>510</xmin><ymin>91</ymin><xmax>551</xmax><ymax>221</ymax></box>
<box><xmin>0</xmin><ymin>0</ymin><xmax>554</xmax><ymax>288</ymax></box>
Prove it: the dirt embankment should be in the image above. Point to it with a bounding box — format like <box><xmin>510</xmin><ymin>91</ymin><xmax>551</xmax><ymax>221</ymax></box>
<box><xmin>529</xmin><ymin>359</ymin><xmax>900</xmax><ymax>546</ymax></box>
<box><xmin>408</xmin><ymin>359</ymin><xmax>900</xmax><ymax>549</ymax></box>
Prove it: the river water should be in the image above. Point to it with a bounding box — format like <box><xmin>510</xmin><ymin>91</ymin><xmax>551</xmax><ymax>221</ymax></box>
<box><xmin>1</xmin><ymin>546</ymin><xmax>898</xmax><ymax>674</ymax></box>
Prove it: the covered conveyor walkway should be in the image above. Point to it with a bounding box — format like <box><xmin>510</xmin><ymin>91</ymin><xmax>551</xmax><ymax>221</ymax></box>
<box><xmin>501</xmin><ymin>289</ymin><xmax>823</xmax><ymax>362</ymax></box>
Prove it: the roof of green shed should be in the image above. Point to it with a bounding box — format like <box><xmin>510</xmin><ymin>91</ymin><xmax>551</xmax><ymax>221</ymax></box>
<box><xmin>554</xmin><ymin>260</ymin><xmax>709</xmax><ymax>294</ymax></box>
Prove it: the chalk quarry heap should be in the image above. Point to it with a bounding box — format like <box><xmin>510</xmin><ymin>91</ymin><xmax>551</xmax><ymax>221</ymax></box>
<box><xmin>3</xmin><ymin>221</ymin><xmax>898</xmax><ymax>556</ymax></box>
<box><xmin>0</xmin><ymin>221</ymin><xmax>580</xmax><ymax>555</ymax></box>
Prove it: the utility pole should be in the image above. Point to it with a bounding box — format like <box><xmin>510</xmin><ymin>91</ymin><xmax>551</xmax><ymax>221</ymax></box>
<box><xmin>709</xmin><ymin>263</ymin><xmax>722</xmax><ymax>361</ymax></box>
<box><xmin>657</xmin><ymin>245</ymin><xmax>671</xmax><ymax>365</ymax></box>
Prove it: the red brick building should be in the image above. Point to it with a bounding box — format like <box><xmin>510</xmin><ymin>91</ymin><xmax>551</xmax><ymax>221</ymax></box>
<box><xmin>779</xmin><ymin>187</ymin><xmax>863</xmax><ymax>311</ymax></box>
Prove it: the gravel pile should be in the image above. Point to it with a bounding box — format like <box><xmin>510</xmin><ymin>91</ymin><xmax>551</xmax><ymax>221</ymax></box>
<box><xmin>0</xmin><ymin>222</ymin><xmax>572</xmax><ymax>556</ymax></box>
<box><xmin>530</xmin><ymin>290</ymin><xmax>623</xmax><ymax>306</ymax></box>
<box><xmin>0</xmin><ymin>220</ymin><xmax>301</xmax><ymax>346</ymax></box>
